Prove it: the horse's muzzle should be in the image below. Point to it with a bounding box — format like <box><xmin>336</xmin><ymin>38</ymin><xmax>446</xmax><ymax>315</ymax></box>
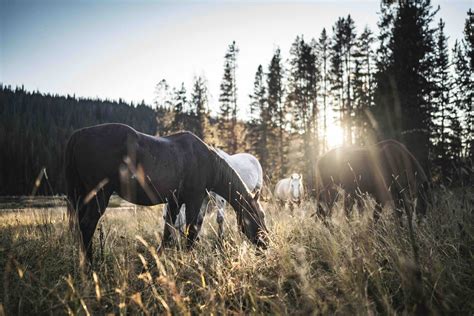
<box><xmin>291</xmin><ymin>198</ymin><xmax>301</xmax><ymax>205</ymax></box>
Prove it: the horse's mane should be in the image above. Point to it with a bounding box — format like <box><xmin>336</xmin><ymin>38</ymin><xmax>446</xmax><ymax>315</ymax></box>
<box><xmin>215</xmin><ymin>148</ymin><xmax>263</xmax><ymax>192</ymax></box>
<box><xmin>209</xmin><ymin>147</ymin><xmax>253</xmax><ymax>201</ymax></box>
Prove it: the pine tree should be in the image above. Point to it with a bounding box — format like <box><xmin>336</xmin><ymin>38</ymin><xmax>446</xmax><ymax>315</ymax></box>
<box><xmin>431</xmin><ymin>19</ymin><xmax>451</xmax><ymax>178</ymax></box>
<box><xmin>452</xmin><ymin>40</ymin><xmax>472</xmax><ymax>161</ymax></box>
<box><xmin>374</xmin><ymin>0</ymin><xmax>438</xmax><ymax>171</ymax></box>
<box><xmin>190</xmin><ymin>76</ymin><xmax>209</xmax><ymax>141</ymax></box>
<box><xmin>465</xmin><ymin>9</ymin><xmax>474</xmax><ymax>70</ymax></box>
<box><xmin>154</xmin><ymin>79</ymin><xmax>172</xmax><ymax>110</ymax></box>
<box><xmin>317</xmin><ymin>28</ymin><xmax>330</xmax><ymax>152</ymax></box>
<box><xmin>266</xmin><ymin>48</ymin><xmax>285</xmax><ymax>177</ymax></box>
<box><xmin>330</xmin><ymin>16</ymin><xmax>358</xmax><ymax>146</ymax></box>
<box><xmin>352</xmin><ymin>26</ymin><xmax>375</xmax><ymax>145</ymax></box>
<box><xmin>248</xmin><ymin>65</ymin><xmax>269</xmax><ymax>170</ymax></box>
<box><xmin>450</xmin><ymin>29</ymin><xmax>472</xmax><ymax>184</ymax></box>
<box><xmin>219</xmin><ymin>60</ymin><xmax>233</xmax><ymax>145</ymax></box>
<box><xmin>287</xmin><ymin>35</ymin><xmax>319</xmax><ymax>192</ymax></box>
<box><xmin>373</xmin><ymin>1</ymin><xmax>398</xmax><ymax>137</ymax></box>
<box><xmin>463</xmin><ymin>9</ymin><xmax>474</xmax><ymax>160</ymax></box>
<box><xmin>376</xmin><ymin>2</ymin><xmax>395</xmax><ymax>71</ymax></box>
<box><xmin>352</xmin><ymin>57</ymin><xmax>366</xmax><ymax>145</ymax></box>
<box><xmin>448</xmin><ymin>41</ymin><xmax>464</xmax><ymax>164</ymax></box>
<box><xmin>218</xmin><ymin>41</ymin><xmax>239</xmax><ymax>153</ymax></box>
<box><xmin>343</xmin><ymin>15</ymin><xmax>357</xmax><ymax>145</ymax></box>
<box><xmin>171</xmin><ymin>83</ymin><xmax>187</xmax><ymax>133</ymax></box>
<box><xmin>330</xmin><ymin>18</ymin><xmax>345</xmax><ymax>144</ymax></box>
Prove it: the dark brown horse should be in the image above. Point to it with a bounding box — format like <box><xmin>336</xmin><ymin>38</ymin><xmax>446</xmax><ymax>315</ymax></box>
<box><xmin>315</xmin><ymin>140</ymin><xmax>431</xmax><ymax>220</ymax></box>
<box><xmin>65</xmin><ymin>123</ymin><xmax>267</xmax><ymax>264</ymax></box>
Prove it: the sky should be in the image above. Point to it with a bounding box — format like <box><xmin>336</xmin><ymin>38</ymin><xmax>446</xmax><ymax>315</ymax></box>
<box><xmin>1</xmin><ymin>0</ymin><xmax>471</xmax><ymax>119</ymax></box>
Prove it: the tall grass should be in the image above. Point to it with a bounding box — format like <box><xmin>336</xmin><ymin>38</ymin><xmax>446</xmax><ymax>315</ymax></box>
<box><xmin>1</xmin><ymin>188</ymin><xmax>473</xmax><ymax>315</ymax></box>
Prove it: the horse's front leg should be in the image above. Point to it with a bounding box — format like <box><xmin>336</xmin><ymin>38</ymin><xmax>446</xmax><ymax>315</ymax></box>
<box><xmin>319</xmin><ymin>187</ymin><xmax>336</xmax><ymax>218</ymax></box>
<box><xmin>343</xmin><ymin>194</ymin><xmax>355</xmax><ymax>218</ymax></box>
<box><xmin>216</xmin><ymin>201</ymin><xmax>225</xmax><ymax>240</ymax></box>
<box><xmin>159</xmin><ymin>200</ymin><xmax>180</xmax><ymax>253</ymax></box>
<box><xmin>184</xmin><ymin>195</ymin><xmax>206</xmax><ymax>249</ymax></box>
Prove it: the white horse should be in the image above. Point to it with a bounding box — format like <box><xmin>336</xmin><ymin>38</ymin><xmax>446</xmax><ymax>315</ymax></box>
<box><xmin>165</xmin><ymin>148</ymin><xmax>263</xmax><ymax>239</ymax></box>
<box><xmin>274</xmin><ymin>173</ymin><xmax>304</xmax><ymax>209</ymax></box>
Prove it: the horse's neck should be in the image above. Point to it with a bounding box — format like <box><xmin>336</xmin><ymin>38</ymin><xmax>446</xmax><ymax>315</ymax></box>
<box><xmin>211</xmin><ymin>154</ymin><xmax>251</xmax><ymax>211</ymax></box>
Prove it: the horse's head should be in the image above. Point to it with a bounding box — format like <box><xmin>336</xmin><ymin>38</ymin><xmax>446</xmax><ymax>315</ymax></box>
<box><xmin>289</xmin><ymin>173</ymin><xmax>303</xmax><ymax>201</ymax></box>
<box><xmin>214</xmin><ymin>194</ymin><xmax>226</xmax><ymax>211</ymax></box>
<box><xmin>240</xmin><ymin>190</ymin><xmax>268</xmax><ymax>248</ymax></box>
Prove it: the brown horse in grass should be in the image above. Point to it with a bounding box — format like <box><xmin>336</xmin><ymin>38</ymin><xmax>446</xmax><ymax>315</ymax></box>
<box><xmin>315</xmin><ymin>140</ymin><xmax>431</xmax><ymax>220</ymax></box>
<box><xmin>65</xmin><ymin>123</ymin><xmax>267</xmax><ymax>264</ymax></box>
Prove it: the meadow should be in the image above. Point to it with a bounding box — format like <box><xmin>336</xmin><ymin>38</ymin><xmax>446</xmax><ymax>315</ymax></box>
<box><xmin>0</xmin><ymin>189</ymin><xmax>473</xmax><ymax>315</ymax></box>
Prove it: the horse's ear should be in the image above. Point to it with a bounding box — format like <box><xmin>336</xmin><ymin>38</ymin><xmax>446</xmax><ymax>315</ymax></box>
<box><xmin>253</xmin><ymin>189</ymin><xmax>260</xmax><ymax>201</ymax></box>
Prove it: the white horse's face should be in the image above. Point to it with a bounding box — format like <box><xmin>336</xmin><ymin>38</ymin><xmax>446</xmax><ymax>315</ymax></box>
<box><xmin>289</xmin><ymin>174</ymin><xmax>302</xmax><ymax>201</ymax></box>
<box><xmin>216</xmin><ymin>195</ymin><xmax>226</xmax><ymax>209</ymax></box>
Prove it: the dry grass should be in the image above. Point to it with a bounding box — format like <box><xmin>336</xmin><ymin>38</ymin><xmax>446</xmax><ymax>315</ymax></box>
<box><xmin>0</xmin><ymin>188</ymin><xmax>473</xmax><ymax>315</ymax></box>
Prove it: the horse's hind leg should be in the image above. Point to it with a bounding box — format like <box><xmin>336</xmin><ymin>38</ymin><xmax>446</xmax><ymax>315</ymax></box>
<box><xmin>78</xmin><ymin>203</ymin><xmax>99</xmax><ymax>266</ymax></box>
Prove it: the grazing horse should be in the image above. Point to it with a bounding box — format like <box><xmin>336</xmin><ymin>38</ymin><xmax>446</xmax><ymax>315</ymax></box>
<box><xmin>315</xmin><ymin>140</ymin><xmax>431</xmax><ymax>220</ymax></box>
<box><xmin>274</xmin><ymin>173</ymin><xmax>304</xmax><ymax>209</ymax></box>
<box><xmin>168</xmin><ymin>149</ymin><xmax>263</xmax><ymax>239</ymax></box>
<box><xmin>65</xmin><ymin>123</ymin><xmax>267</xmax><ymax>264</ymax></box>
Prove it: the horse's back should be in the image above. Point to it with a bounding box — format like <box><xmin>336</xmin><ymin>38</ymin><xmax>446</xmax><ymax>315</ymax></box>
<box><xmin>71</xmin><ymin>123</ymin><xmax>136</xmax><ymax>143</ymax></box>
<box><xmin>228</xmin><ymin>153</ymin><xmax>263</xmax><ymax>192</ymax></box>
<box><xmin>377</xmin><ymin>140</ymin><xmax>430</xmax><ymax>199</ymax></box>
<box><xmin>161</xmin><ymin>130</ymin><xmax>205</xmax><ymax>146</ymax></box>
<box><xmin>317</xmin><ymin>145</ymin><xmax>371</xmax><ymax>188</ymax></box>
<box><xmin>69</xmin><ymin>123</ymin><xmax>137</xmax><ymax>154</ymax></box>
<box><xmin>67</xmin><ymin>125</ymin><xmax>210</xmax><ymax>204</ymax></box>
<box><xmin>67</xmin><ymin>124</ymin><xmax>136</xmax><ymax>185</ymax></box>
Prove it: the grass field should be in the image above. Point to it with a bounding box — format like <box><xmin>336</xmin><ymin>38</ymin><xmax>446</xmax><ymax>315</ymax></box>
<box><xmin>0</xmin><ymin>189</ymin><xmax>473</xmax><ymax>315</ymax></box>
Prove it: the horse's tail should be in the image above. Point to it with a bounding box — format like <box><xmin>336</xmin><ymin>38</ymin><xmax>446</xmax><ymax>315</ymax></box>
<box><xmin>65</xmin><ymin>132</ymin><xmax>83</xmax><ymax>231</ymax></box>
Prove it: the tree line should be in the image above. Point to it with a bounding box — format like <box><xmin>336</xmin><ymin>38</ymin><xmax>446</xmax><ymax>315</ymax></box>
<box><xmin>159</xmin><ymin>1</ymin><xmax>472</xmax><ymax>189</ymax></box>
<box><xmin>0</xmin><ymin>1</ymin><xmax>472</xmax><ymax>196</ymax></box>
<box><xmin>0</xmin><ymin>87</ymin><xmax>160</xmax><ymax>195</ymax></box>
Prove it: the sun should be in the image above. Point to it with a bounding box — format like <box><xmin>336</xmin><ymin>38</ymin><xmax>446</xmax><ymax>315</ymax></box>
<box><xmin>326</xmin><ymin>123</ymin><xmax>344</xmax><ymax>149</ymax></box>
